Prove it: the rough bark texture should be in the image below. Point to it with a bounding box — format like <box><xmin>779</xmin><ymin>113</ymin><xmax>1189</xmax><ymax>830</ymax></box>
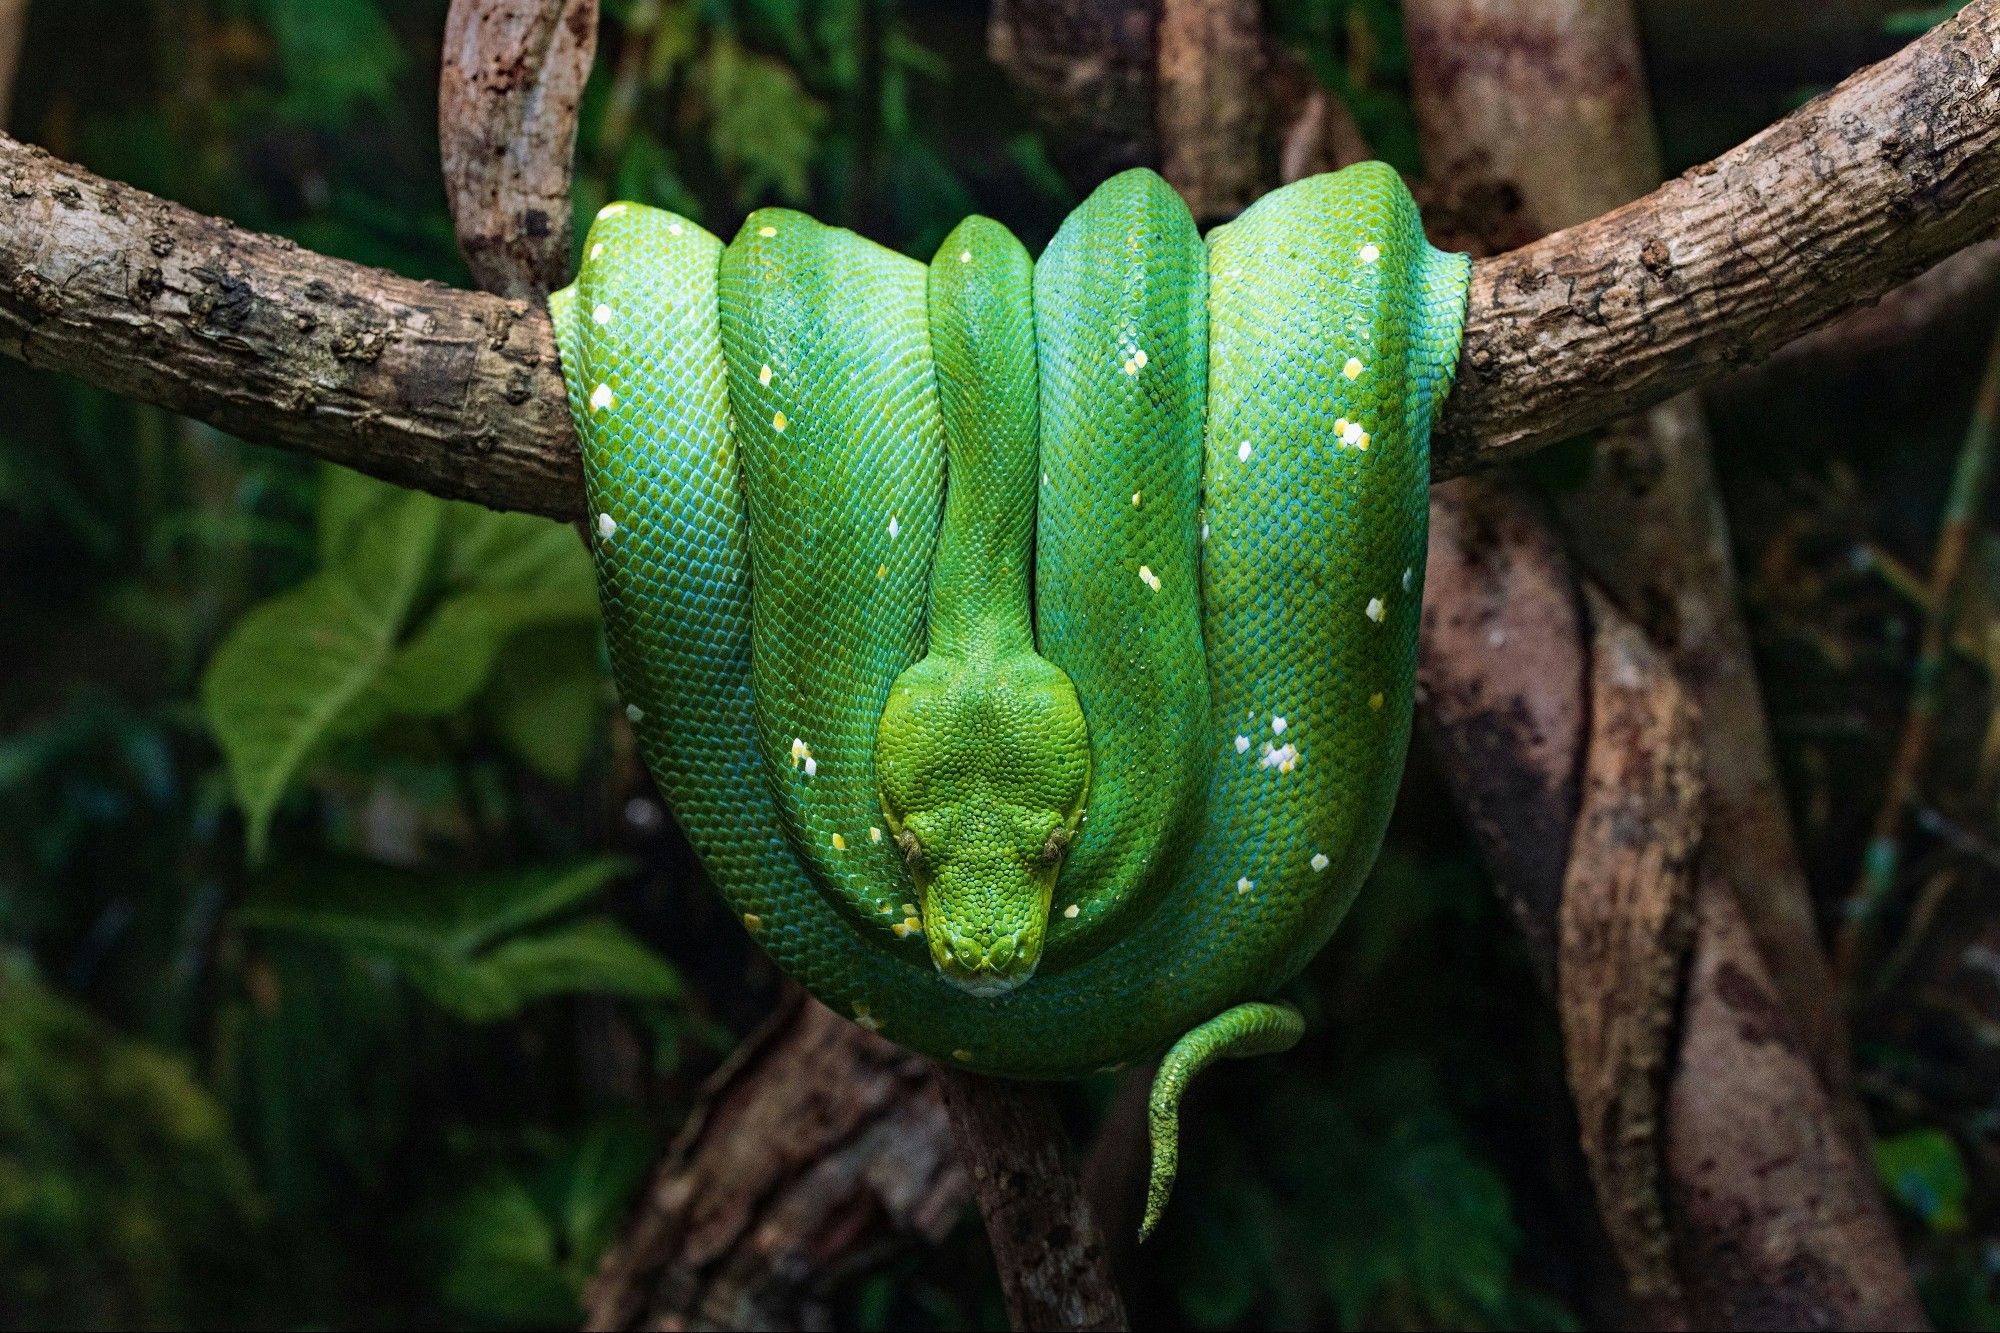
<box><xmin>1557</xmin><ymin>587</ymin><xmax>1704</xmax><ymax>1323</ymax></box>
<box><xmin>1434</xmin><ymin>0</ymin><xmax>2000</xmax><ymax>480</ymax></box>
<box><xmin>583</xmin><ymin>996</ymin><xmax>967</xmax><ymax>1332</ymax></box>
<box><xmin>439</xmin><ymin>0</ymin><xmax>597</xmax><ymax>300</ymax></box>
<box><xmin>935</xmin><ymin>1069</ymin><xmax>1129</xmax><ymax>1333</ymax></box>
<box><xmin>4</xmin><ymin>3</ymin><xmax>2000</xmax><ymax>520</ymax></box>
<box><xmin>1157</xmin><ymin>0</ymin><xmax>1265</xmax><ymax>223</ymax></box>
<box><xmin>1411</xmin><ymin>0</ymin><xmax>1861</xmax><ymax>1132</ymax></box>
<box><xmin>1417</xmin><ymin>478</ymin><xmax>1586</xmax><ymax>991</ymax></box>
<box><xmin>987</xmin><ymin>0</ymin><xmax>1157</xmax><ymax>189</ymax></box>
<box><xmin>1407</xmin><ymin>2</ymin><xmax>1927</xmax><ymax>1326</ymax></box>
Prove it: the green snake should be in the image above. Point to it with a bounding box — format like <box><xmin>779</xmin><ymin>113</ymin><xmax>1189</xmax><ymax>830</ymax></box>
<box><xmin>550</xmin><ymin>166</ymin><xmax>1468</xmax><ymax>1236</ymax></box>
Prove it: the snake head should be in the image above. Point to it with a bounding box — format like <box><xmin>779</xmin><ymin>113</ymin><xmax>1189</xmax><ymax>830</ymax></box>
<box><xmin>876</xmin><ymin>652</ymin><xmax>1089</xmax><ymax>996</ymax></box>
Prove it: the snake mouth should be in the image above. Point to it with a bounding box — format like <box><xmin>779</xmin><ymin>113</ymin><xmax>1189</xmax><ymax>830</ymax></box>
<box><xmin>930</xmin><ymin>926</ymin><xmax>1041</xmax><ymax>997</ymax></box>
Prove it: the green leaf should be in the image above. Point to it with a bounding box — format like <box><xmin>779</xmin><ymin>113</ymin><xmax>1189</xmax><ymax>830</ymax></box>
<box><xmin>201</xmin><ymin>484</ymin><xmax>442</xmax><ymax>860</ymax></box>
<box><xmin>239</xmin><ymin>858</ymin><xmax>676</xmax><ymax>1023</ymax></box>
<box><xmin>1876</xmin><ymin>1128</ymin><xmax>1970</xmax><ymax>1233</ymax></box>
<box><xmin>250</xmin><ymin>0</ymin><xmax>404</xmax><ymax>128</ymax></box>
<box><xmin>203</xmin><ymin>466</ymin><xmax>600</xmax><ymax>856</ymax></box>
<box><xmin>703</xmin><ymin>38</ymin><xmax>828</xmax><ymax>203</ymax></box>
<box><xmin>482</xmin><ymin>626</ymin><xmax>605</xmax><ymax>784</ymax></box>
<box><xmin>404</xmin><ymin>921</ymin><xmax>681</xmax><ymax>1023</ymax></box>
<box><xmin>438</xmin><ymin>1176</ymin><xmax>579</xmax><ymax>1325</ymax></box>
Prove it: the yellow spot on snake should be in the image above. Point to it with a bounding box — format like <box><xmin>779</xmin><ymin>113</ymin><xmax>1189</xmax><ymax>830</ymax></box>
<box><xmin>902</xmin><ymin>903</ymin><xmax>918</xmax><ymax>916</ymax></box>
<box><xmin>1370</xmin><ymin>692</ymin><xmax>1385</xmax><ymax>710</ymax></box>
<box><xmin>952</xmin><ymin>1049</ymin><xmax>973</xmax><ymax>1062</ymax></box>
<box><xmin>1357</xmin><ymin>431</ymin><xmax>1371</xmax><ymax>451</ymax></box>
<box><xmin>759</xmin><ymin>363</ymin><xmax>773</xmax><ymax>386</ymax></box>
<box><xmin>1133</xmin><ymin>349</ymin><xmax>1148</xmax><ymax>369</ymax></box>
<box><xmin>959</xmin><ymin>249</ymin><xmax>972</xmax><ymax>263</ymax></box>
<box><xmin>596</xmin><ymin>513</ymin><xmax>617</xmax><ymax>539</ymax></box>
<box><xmin>773</xmin><ymin>410</ymin><xmax>787</xmax><ymax>432</ymax></box>
<box><xmin>590</xmin><ymin>384</ymin><xmax>614</xmax><ymax>412</ymax></box>
<box><xmin>876</xmin><ymin>563</ymin><xmax>887</xmax><ymax>580</ymax></box>
<box><xmin>870</xmin><ymin>826</ymin><xmax>883</xmax><ymax>843</ymax></box>
<box><xmin>743</xmin><ymin>912</ymin><xmax>763</xmax><ymax>933</ymax></box>
<box><xmin>1343</xmin><ymin>357</ymin><xmax>1364</xmax><ymax>380</ymax></box>
<box><xmin>831</xmin><ymin>833</ymin><xmax>847</xmax><ymax>850</ymax></box>
<box><xmin>851</xmin><ymin>1002</ymin><xmax>882</xmax><ymax>1032</ymax></box>
<box><xmin>790</xmin><ymin>737</ymin><xmax>813</xmax><ymax>771</ymax></box>
<box><xmin>1236</xmin><ymin>877</ymin><xmax>1254</xmax><ymax>894</ymax></box>
<box><xmin>1132</xmin><ymin>491</ymin><xmax>1142</xmax><ymax>508</ymax></box>
<box><xmin>759</xmin><ymin>224</ymin><xmax>778</xmax><ymax>237</ymax></box>
<box><xmin>1366</xmin><ymin>597</ymin><xmax>1386</xmax><ymax>623</ymax></box>
<box><xmin>1311</xmin><ymin>852</ymin><xmax>1331</xmax><ymax>872</ymax></box>
<box><xmin>1138</xmin><ymin>565</ymin><xmax>1161</xmax><ymax>592</ymax></box>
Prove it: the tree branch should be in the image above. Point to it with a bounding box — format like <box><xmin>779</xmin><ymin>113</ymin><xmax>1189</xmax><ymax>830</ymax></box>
<box><xmin>1</xmin><ymin>3</ymin><xmax>1997</xmax><ymax>517</ymax></box>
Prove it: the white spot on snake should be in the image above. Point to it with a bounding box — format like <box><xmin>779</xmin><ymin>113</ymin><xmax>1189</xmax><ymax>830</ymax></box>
<box><xmin>1343</xmin><ymin>357</ymin><xmax>1364</xmax><ymax>380</ymax></box>
<box><xmin>1236</xmin><ymin>877</ymin><xmax>1254</xmax><ymax>895</ymax></box>
<box><xmin>1237</xmin><ymin>439</ymin><xmax>1252</xmax><ymax>462</ymax></box>
<box><xmin>1366</xmin><ymin>597</ymin><xmax>1386</xmax><ymax>623</ymax></box>
<box><xmin>596</xmin><ymin>512</ymin><xmax>617</xmax><ymax>539</ymax></box>
<box><xmin>831</xmin><ymin>832</ymin><xmax>846</xmax><ymax>850</ymax></box>
<box><xmin>1063</xmin><ymin>903</ymin><xmax>1080</xmax><ymax>919</ymax></box>
<box><xmin>1402</xmin><ymin>566</ymin><xmax>1414</xmax><ymax>592</ymax></box>
<box><xmin>1311</xmin><ymin>852</ymin><xmax>1331</xmax><ymax>872</ymax></box>
<box><xmin>959</xmin><ymin>249</ymin><xmax>972</xmax><ymax>263</ymax></box>
<box><xmin>1341</xmin><ymin>420</ymin><xmax>1365</xmax><ymax>447</ymax></box>
<box><xmin>1234</xmin><ymin>735</ymin><xmax>1250</xmax><ymax>753</ymax></box>
<box><xmin>1271</xmin><ymin>715</ymin><xmax>1288</xmax><ymax>734</ymax></box>
<box><xmin>625</xmin><ymin>703</ymin><xmax>643</xmax><ymax>724</ymax></box>
<box><xmin>790</xmin><ymin>737</ymin><xmax>813</xmax><ymax>771</ymax></box>
<box><xmin>592</xmin><ymin>303</ymin><xmax>614</xmax><ymax>325</ymax></box>
<box><xmin>1359</xmin><ymin>243</ymin><xmax>1380</xmax><ymax>264</ymax></box>
<box><xmin>851</xmin><ymin>1002</ymin><xmax>882</xmax><ymax>1032</ymax></box>
<box><xmin>1042</xmin><ymin>472</ymin><xmax>1050</xmax><ymax>487</ymax></box>
<box><xmin>759</xmin><ymin>363</ymin><xmax>773</xmax><ymax>386</ymax></box>
<box><xmin>759</xmin><ymin>224</ymin><xmax>777</xmax><ymax>237</ymax></box>
<box><xmin>870</xmin><ymin>826</ymin><xmax>883</xmax><ymax>843</ymax></box>
<box><xmin>590</xmin><ymin>384</ymin><xmax>614</xmax><ymax>412</ymax></box>
<box><xmin>772</xmin><ymin>410</ymin><xmax>787</xmax><ymax>432</ymax></box>
<box><xmin>803</xmin><ymin>756</ymin><xmax>817</xmax><ymax>777</ymax></box>
<box><xmin>1202</xmin><ymin>521</ymin><xmax>1210</xmax><ymax>542</ymax></box>
<box><xmin>1138</xmin><ymin>565</ymin><xmax>1161</xmax><ymax>592</ymax></box>
<box><xmin>888</xmin><ymin>514</ymin><xmax>901</xmax><ymax>540</ymax></box>
<box><xmin>589</xmin><ymin>243</ymin><xmax>603</xmax><ymax>260</ymax></box>
<box><xmin>742</xmin><ymin>912</ymin><xmax>762</xmax><ymax>933</ymax></box>
<box><xmin>1133</xmin><ymin>349</ymin><xmax>1148</xmax><ymax>370</ymax></box>
<box><xmin>1259</xmin><ymin>742</ymin><xmax>1299</xmax><ymax>773</ymax></box>
<box><xmin>1131</xmin><ymin>491</ymin><xmax>1141</xmax><ymax>508</ymax></box>
<box><xmin>597</xmin><ymin>203</ymin><xmax>627</xmax><ymax>219</ymax></box>
<box><xmin>669</xmin><ymin>220</ymin><xmax>684</xmax><ymax>236</ymax></box>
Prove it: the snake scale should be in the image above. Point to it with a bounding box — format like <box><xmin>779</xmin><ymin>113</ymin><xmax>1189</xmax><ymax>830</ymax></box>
<box><xmin>550</xmin><ymin>165</ymin><xmax>1469</xmax><ymax>1235</ymax></box>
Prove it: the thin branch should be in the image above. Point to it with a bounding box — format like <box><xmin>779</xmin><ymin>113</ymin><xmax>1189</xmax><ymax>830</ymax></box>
<box><xmin>934</xmin><ymin>1068</ymin><xmax>1128</xmax><ymax>1333</ymax></box>
<box><xmin>0</xmin><ymin>4</ymin><xmax>1997</xmax><ymax>518</ymax></box>
<box><xmin>1836</xmin><ymin>311</ymin><xmax>2000</xmax><ymax>989</ymax></box>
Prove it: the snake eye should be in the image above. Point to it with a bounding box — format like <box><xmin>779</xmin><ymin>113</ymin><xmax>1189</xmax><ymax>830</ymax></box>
<box><xmin>1038</xmin><ymin>827</ymin><xmax>1071</xmax><ymax>868</ymax></box>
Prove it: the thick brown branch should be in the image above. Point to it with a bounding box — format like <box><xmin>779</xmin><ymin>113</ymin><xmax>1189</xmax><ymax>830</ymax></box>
<box><xmin>1</xmin><ymin>4</ymin><xmax>1997</xmax><ymax>517</ymax></box>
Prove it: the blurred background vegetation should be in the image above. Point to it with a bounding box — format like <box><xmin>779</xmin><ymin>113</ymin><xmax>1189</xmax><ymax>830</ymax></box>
<box><xmin>2</xmin><ymin>0</ymin><xmax>1998</xmax><ymax>1328</ymax></box>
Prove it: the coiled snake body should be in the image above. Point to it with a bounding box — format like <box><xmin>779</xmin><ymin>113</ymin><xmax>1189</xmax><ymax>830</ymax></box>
<box><xmin>551</xmin><ymin>165</ymin><xmax>1469</xmax><ymax>1234</ymax></box>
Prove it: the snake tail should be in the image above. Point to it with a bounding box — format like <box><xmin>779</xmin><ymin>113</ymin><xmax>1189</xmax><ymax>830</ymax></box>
<box><xmin>1141</xmin><ymin>1001</ymin><xmax>1306</xmax><ymax>1241</ymax></box>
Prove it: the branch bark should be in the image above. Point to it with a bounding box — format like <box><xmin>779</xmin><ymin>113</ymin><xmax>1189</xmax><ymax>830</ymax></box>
<box><xmin>439</xmin><ymin>0</ymin><xmax>597</xmax><ymax>300</ymax></box>
<box><xmin>3</xmin><ymin>3</ymin><xmax>1999</xmax><ymax>518</ymax></box>
<box><xmin>934</xmin><ymin>1070</ymin><xmax>1129</xmax><ymax>1332</ymax></box>
<box><xmin>584</xmin><ymin>995</ymin><xmax>967</xmax><ymax>1331</ymax></box>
